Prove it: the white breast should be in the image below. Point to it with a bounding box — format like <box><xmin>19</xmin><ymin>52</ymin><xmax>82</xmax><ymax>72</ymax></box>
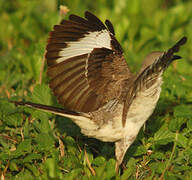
<box><xmin>123</xmin><ymin>77</ymin><xmax>162</xmax><ymax>138</ymax></box>
<box><xmin>82</xmin><ymin>76</ymin><xmax>163</xmax><ymax>142</ymax></box>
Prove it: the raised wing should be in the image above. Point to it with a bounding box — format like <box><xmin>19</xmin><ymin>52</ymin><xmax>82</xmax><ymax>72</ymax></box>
<box><xmin>45</xmin><ymin>11</ymin><xmax>131</xmax><ymax>112</ymax></box>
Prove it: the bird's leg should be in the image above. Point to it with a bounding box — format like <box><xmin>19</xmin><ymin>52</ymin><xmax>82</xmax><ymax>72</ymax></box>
<box><xmin>115</xmin><ymin>135</ymin><xmax>136</xmax><ymax>174</ymax></box>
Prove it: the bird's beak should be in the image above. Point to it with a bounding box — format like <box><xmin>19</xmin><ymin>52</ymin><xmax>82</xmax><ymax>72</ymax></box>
<box><xmin>172</xmin><ymin>55</ymin><xmax>182</xmax><ymax>60</ymax></box>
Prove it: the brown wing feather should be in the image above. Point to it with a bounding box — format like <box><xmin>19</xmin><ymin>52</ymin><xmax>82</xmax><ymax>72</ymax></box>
<box><xmin>45</xmin><ymin>11</ymin><xmax>132</xmax><ymax>112</ymax></box>
<box><xmin>105</xmin><ymin>19</ymin><xmax>115</xmax><ymax>35</ymax></box>
<box><xmin>87</xmin><ymin>48</ymin><xmax>131</xmax><ymax>103</ymax></box>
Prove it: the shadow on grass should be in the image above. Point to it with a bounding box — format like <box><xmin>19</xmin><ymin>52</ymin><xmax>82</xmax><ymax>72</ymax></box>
<box><xmin>55</xmin><ymin>116</ymin><xmax>114</xmax><ymax>159</ymax></box>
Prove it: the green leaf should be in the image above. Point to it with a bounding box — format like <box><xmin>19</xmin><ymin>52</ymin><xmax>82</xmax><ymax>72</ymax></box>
<box><xmin>9</xmin><ymin>161</ymin><xmax>19</xmax><ymax>171</ymax></box>
<box><xmin>63</xmin><ymin>168</ymin><xmax>82</xmax><ymax>180</ymax></box>
<box><xmin>95</xmin><ymin>163</ymin><xmax>106</xmax><ymax>179</ymax></box>
<box><xmin>176</xmin><ymin>134</ymin><xmax>188</xmax><ymax>148</ymax></box>
<box><xmin>121</xmin><ymin>158</ymin><xmax>136</xmax><ymax>179</ymax></box>
<box><xmin>31</xmin><ymin>84</ymin><xmax>52</xmax><ymax>105</ymax></box>
<box><xmin>62</xmin><ymin>153</ymin><xmax>81</xmax><ymax>170</ymax></box>
<box><xmin>149</xmin><ymin>161</ymin><xmax>166</xmax><ymax>174</ymax></box>
<box><xmin>187</xmin><ymin>118</ymin><xmax>192</xmax><ymax>130</ymax></box>
<box><xmin>4</xmin><ymin>112</ymin><xmax>23</xmax><ymax>127</ymax></box>
<box><xmin>150</xmin><ymin>152</ymin><xmax>166</xmax><ymax>160</ymax></box>
<box><xmin>133</xmin><ymin>145</ymin><xmax>147</xmax><ymax>156</ymax></box>
<box><xmin>64</xmin><ymin>136</ymin><xmax>78</xmax><ymax>155</ymax></box>
<box><xmin>105</xmin><ymin>159</ymin><xmax>116</xmax><ymax>179</ymax></box>
<box><xmin>44</xmin><ymin>158</ymin><xmax>58</xmax><ymax>178</ymax></box>
<box><xmin>31</xmin><ymin>111</ymin><xmax>52</xmax><ymax>133</ymax></box>
<box><xmin>10</xmin><ymin>139</ymin><xmax>32</xmax><ymax>158</ymax></box>
<box><xmin>16</xmin><ymin>139</ymin><xmax>31</xmax><ymax>152</ymax></box>
<box><xmin>0</xmin><ymin>100</ymin><xmax>23</xmax><ymax>127</ymax></box>
<box><xmin>25</xmin><ymin>163</ymin><xmax>40</xmax><ymax>176</ymax></box>
<box><xmin>168</xmin><ymin>117</ymin><xmax>186</xmax><ymax>132</ymax></box>
<box><xmin>174</xmin><ymin>105</ymin><xmax>192</xmax><ymax>118</ymax></box>
<box><xmin>34</xmin><ymin>133</ymin><xmax>55</xmax><ymax>151</ymax></box>
<box><xmin>183</xmin><ymin>149</ymin><xmax>192</xmax><ymax>165</ymax></box>
<box><xmin>23</xmin><ymin>153</ymin><xmax>42</xmax><ymax>163</ymax></box>
<box><xmin>92</xmin><ymin>156</ymin><xmax>106</xmax><ymax>166</ymax></box>
<box><xmin>154</xmin><ymin>126</ymin><xmax>175</xmax><ymax>145</ymax></box>
<box><xmin>173</xmin><ymin>164</ymin><xmax>191</xmax><ymax>173</ymax></box>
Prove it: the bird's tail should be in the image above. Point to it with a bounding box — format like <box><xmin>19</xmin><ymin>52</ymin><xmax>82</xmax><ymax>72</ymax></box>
<box><xmin>139</xmin><ymin>37</ymin><xmax>187</xmax><ymax>82</ymax></box>
<box><xmin>152</xmin><ymin>37</ymin><xmax>185</xmax><ymax>70</ymax></box>
<box><xmin>122</xmin><ymin>37</ymin><xmax>187</xmax><ymax>127</ymax></box>
<box><xmin>135</xmin><ymin>36</ymin><xmax>187</xmax><ymax>91</ymax></box>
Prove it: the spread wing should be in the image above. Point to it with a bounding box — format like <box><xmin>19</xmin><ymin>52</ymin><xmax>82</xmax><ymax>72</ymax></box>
<box><xmin>45</xmin><ymin>11</ymin><xmax>132</xmax><ymax>112</ymax></box>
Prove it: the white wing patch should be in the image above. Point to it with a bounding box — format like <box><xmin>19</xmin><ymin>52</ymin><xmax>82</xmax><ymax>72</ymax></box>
<box><xmin>56</xmin><ymin>29</ymin><xmax>111</xmax><ymax>63</ymax></box>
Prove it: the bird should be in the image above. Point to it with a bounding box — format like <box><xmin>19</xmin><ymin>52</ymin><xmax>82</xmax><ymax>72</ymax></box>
<box><xmin>11</xmin><ymin>11</ymin><xmax>187</xmax><ymax>173</ymax></box>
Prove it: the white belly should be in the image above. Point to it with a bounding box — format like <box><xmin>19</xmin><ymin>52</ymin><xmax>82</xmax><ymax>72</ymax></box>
<box><xmin>82</xmin><ymin>77</ymin><xmax>162</xmax><ymax>142</ymax></box>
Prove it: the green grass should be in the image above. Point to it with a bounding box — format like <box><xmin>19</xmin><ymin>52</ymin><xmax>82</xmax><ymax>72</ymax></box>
<box><xmin>1</xmin><ymin>0</ymin><xmax>192</xmax><ymax>179</ymax></box>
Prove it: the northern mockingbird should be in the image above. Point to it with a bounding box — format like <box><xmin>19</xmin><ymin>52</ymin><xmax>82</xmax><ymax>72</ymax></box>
<box><xmin>12</xmin><ymin>11</ymin><xmax>187</xmax><ymax>172</ymax></box>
